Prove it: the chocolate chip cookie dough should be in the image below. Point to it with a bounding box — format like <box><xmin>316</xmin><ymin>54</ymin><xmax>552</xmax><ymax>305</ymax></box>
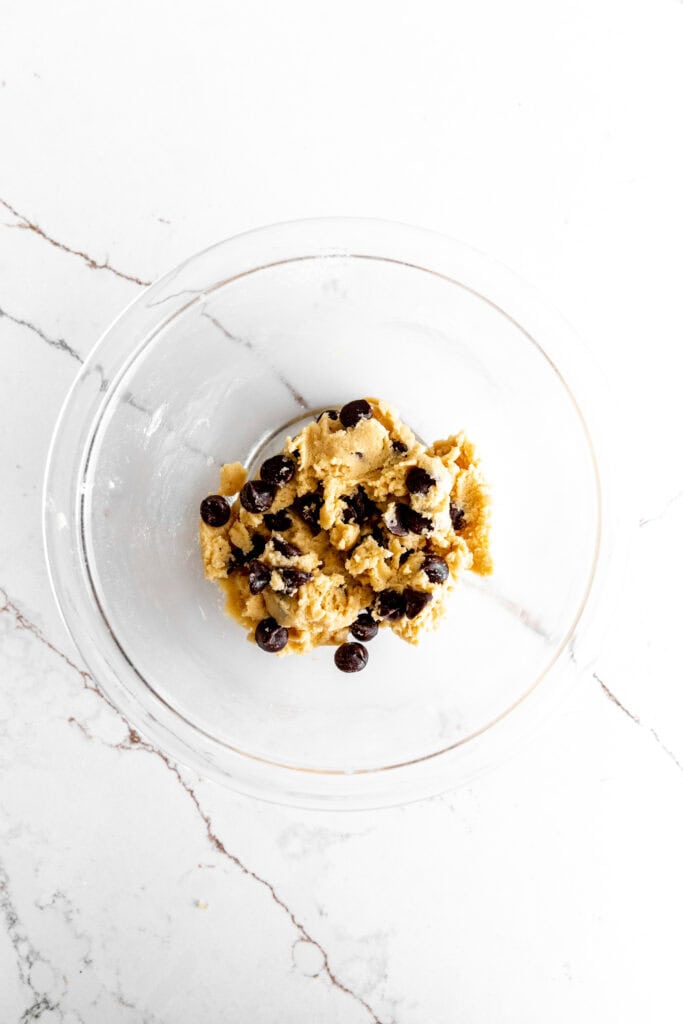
<box><xmin>200</xmin><ymin>398</ymin><xmax>492</xmax><ymax>672</ymax></box>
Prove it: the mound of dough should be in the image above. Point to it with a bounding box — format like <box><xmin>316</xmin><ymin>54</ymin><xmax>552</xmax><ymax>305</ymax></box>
<box><xmin>200</xmin><ymin>398</ymin><xmax>491</xmax><ymax>660</ymax></box>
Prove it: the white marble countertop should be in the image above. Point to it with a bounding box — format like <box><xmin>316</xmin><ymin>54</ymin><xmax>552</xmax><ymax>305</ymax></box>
<box><xmin>2</xmin><ymin>2</ymin><xmax>683</xmax><ymax>1021</ymax></box>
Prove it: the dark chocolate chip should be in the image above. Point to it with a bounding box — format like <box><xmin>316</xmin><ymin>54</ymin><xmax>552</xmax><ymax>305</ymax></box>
<box><xmin>384</xmin><ymin>504</ymin><xmax>409</xmax><ymax>537</ymax></box>
<box><xmin>375</xmin><ymin>589</ymin><xmax>406</xmax><ymax>621</ymax></box>
<box><xmin>247</xmin><ymin>560</ymin><xmax>271</xmax><ymax>594</ymax></box>
<box><xmin>240</xmin><ymin>480</ymin><xmax>277</xmax><ymax>513</ymax></box>
<box><xmin>350</xmin><ymin>613</ymin><xmax>378</xmax><ymax>642</ymax></box>
<box><xmin>255</xmin><ymin>617</ymin><xmax>288</xmax><ymax>653</ymax></box>
<box><xmin>228</xmin><ymin>544</ymin><xmax>248</xmax><ymax>569</ymax></box>
<box><xmin>355</xmin><ymin>486</ymin><xmax>377</xmax><ymax>523</ymax></box>
<box><xmin>422</xmin><ymin>555</ymin><xmax>449</xmax><ymax>584</ymax></box>
<box><xmin>249</xmin><ymin>533</ymin><xmax>267</xmax><ymax>558</ymax></box>
<box><xmin>399</xmin><ymin>549</ymin><xmax>413</xmax><ymax>565</ymax></box>
<box><xmin>200</xmin><ymin>494</ymin><xmax>231</xmax><ymax>527</ymax></box>
<box><xmin>341</xmin><ymin>486</ymin><xmax>377</xmax><ymax>525</ymax></box>
<box><xmin>316</xmin><ymin>409</ymin><xmax>339</xmax><ymax>422</ymax></box>
<box><xmin>384</xmin><ymin>503</ymin><xmax>430</xmax><ymax>536</ymax></box>
<box><xmin>340</xmin><ymin>399</ymin><xmax>373</xmax><ymax>429</ymax></box>
<box><xmin>401</xmin><ymin>505</ymin><xmax>432</xmax><ymax>535</ymax></box>
<box><xmin>392</xmin><ymin>440</ymin><xmax>408</xmax><ymax>454</ymax></box>
<box><xmin>272</xmin><ymin>537</ymin><xmax>302</xmax><ymax>559</ymax></box>
<box><xmin>260</xmin><ymin>454</ymin><xmax>296</xmax><ymax>487</ymax></box>
<box><xmin>406</xmin><ymin>467</ymin><xmax>436</xmax><ymax>495</ymax></box>
<box><xmin>292</xmin><ymin>449</ymin><xmax>301</xmax><ymax>460</ymax></box>
<box><xmin>450</xmin><ymin>503</ymin><xmax>466</xmax><ymax>531</ymax></box>
<box><xmin>228</xmin><ymin>534</ymin><xmax>265</xmax><ymax>572</ymax></box>
<box><xmin>278</xmin><ymin>568</ymin><xmax>314</xmax><ymax>596</ymax></box>
<box><xmin>370</xmin><ymin>524</ymin><xmax>386</xmax><ymax>548</ymax></box>
<box><xmin>404</xmin><ymin>588</ymin><xmax>433</xmax><ymax>620</ymax></box>
<box><xmin>264</xmin><ymin>510</ymin><xmax>293</xmax><ymax>531</ymax></box>
<box><xmin>334</xmin><ymin>642</ymin><xmax>369</xmax><ymax>673</ymax></box>
<box><xmin>292</xmin><ymin>491</ymin><xmax>323</xmax><ymax>534</ymax></box>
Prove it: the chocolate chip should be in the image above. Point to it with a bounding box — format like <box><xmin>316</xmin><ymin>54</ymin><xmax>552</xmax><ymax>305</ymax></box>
<box><xmin>404</xmin><ymin>588</ymin><xmax>432</xmax><ymax>620</ymax></box>
<box><xmin>272</xmin><ymin>537</ymin><xmax>302</xmax><ymax>559</ymax></box>
<box><xmin>247</xmin><ymin>560</ymin><xmax>271</xmax><ymax>594</ymax></box>
<box><xmin>264</xmin><ymin>510</ymin><xmax>293</xmax><ymax>531</ymax></box>
<box><xmin>228</xmin><ymin>543</ymin><xmax>248</xmax><ymax>570</ymax></box>
<box><xmin>340</xmin><ymin>399</ymin><xmax>372</xmax><ymax>429</ymax></box>
<box><xmin>292</xmin><ymin>492</ymin><xmax>323</xmax><ymax>534</ymax></box>
<box><xmin>240</xmin><ymin>480</ymin><xmax>277</xmax><ymax>513</ymax></box>
<box><xmin>334</xmin><ymin>642</ymin><xmax>369</xmax><ymax>673</ymax></box>
<box><xmin>255</xmin><ymin>617</ymin><xmax>288</xmax><ymax>653</ymax></box>
<box><xmin>384</xmin><ymin>503</ymin><xmax>430</xmax><ymax>537</ymax></box>
<box><xmin>450</xmin><ymin>503</ymin><xmax>466</xmax><ymax>531</ymax></box>
<box><xmin>399</xmin><ymin>549</ymin><xmax>413</xmax><ymax>565</ymax></box>
<box><xmin>392</xmin><ymin>440</ymin><xmax>408</xmax><ymax>454</ymax></box>
<box><xmin>249</xmin><ymin>533</ymin><xmax>267</xmax><ymax>558</ymax></box>
<box><xmin>375</xmin><ymin>589</ymin><xmax>405</xmax><ymax>620</ymax></box>
<box><xmin>260</xmin><ymin>454</ymin><xmax>296</xmax><ymax>487</ymax></box>
<box><xmin>200</xmin><ymin>494</ymin><xmax>231</xmax><ymax>527</ymax></box>
<box><xmin>350</xmin><ymin>613</ymin><xmax>378</xmax><ymax>642</ymax></box>
<box><xmin>402</xmin><ymin>505</ymin><xmax>432</xmax><ymax>535</ymax></box>
<box><xmin>292</xmin><ymin>449</ymin><xmax>301</xmax><ymax>460</ymax></box>
<box><xmin>316</xmin><ymin>409</ymin><xmax>339</xmax><ymax>422</ymax></box>
<box><xmin>341</xmin><ymin>486</ymin><xmax>377</xmax><ymax>525</ymax></box>
<box><xmin>228</xmin><ymin>532</ymin><xmax>265</xmax><ymax>573</ymax></box>
<box><xmin>422</xmin><ymin>555</ymin><xmax>449</xmax><ymax>584</ymax></box>
<box><xmin>384</xmin><ymin>504</ymin><xmax>409</xmax><ymax>537</ymax></box>
<box><xmin>405</xmin><ymin>505</ymin><xmax>432</xmax><ymax>532</ymax></box>
<box><xmin>356</xmin><ymin>487</ymin><xmax>378</xmax><ymax>523</ymax></box>
<box><xmin>370</xmin><ymin>524</ymin><xmax>386</xmax><ymax>547</ymax></box>
<box><xmin>279</xmin><ymin>568</ymin><xmax>314</xmax><ymax>596</ymax></box>
<box><xmin>406</xmin><ymin>467</ymin><xmax>435</xmax><ymax>495</ymax></box>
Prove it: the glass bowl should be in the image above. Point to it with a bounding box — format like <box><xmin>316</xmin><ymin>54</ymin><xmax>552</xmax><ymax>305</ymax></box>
<box><xmin>44</xmin><ymin>219</ymin><xmax>610</xmax><ymax>809</ymax></box>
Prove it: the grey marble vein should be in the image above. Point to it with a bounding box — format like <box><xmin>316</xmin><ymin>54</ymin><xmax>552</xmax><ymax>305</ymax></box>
<box><xmin>34</xmin><ymin>891</ymin><xmax>93</xmax><ymax>973</ymax></box>
<box><xmin>1</xmin><ymin>864</ymin><xmax>159</xmax><ymax>1024</ymax></box>
<box><xmin>148</xmin><ymin>286</ymin><xmax>205</xmax><ymax>308</ymax></box>
<box><xmin>639</xmin><ymin>488</ymin><xmax>683</xmax><ymax>528</ymax></box>
<box><xmin>0</xmin><ymin>301</ymin><xmax>225</xmax><ymax>465</ymax></box>
<box><xmin>0</xmin><ymin>300</ymin><xmax>211</xmax><ymax>462</ymax></box>
<box><xmin>121</xmin><ymin>391</ymin><xmax>217</xmax><ymax>463</ymax></box>
<box><xmin>0</xmin><ymin>860</ymin><xmax>65</xmax><ymax>1023</ymax></box>
<box><xmin>202</xmin><ymin>310</ymin><xmax>309</xmax><ymax>410</ymax></box>
<box><xmin>0</xmin><ymin>196</ymin><xmax>151</xmax><ymax>287</ymax></box>
<box><xmin>462</xmin><ymin>574</ymin><xmax>554</xmax><ymax>642</ymax></box>
<box><xmin>0</xmin><ymin>586</ymin><xmax>388</xmax><ymax>1024</ymax></box>
<box><xmin>595</xmin><ymin>672</ymin><xmax>683</xmax><ymax>774</ymax></box>
<box><xmin>69</xmin><ymin>719</ymin><xmax>389</xmax><ymax>1024</ymax></box>
<box><xmin>0</xmin><ymin>304</ymin><xmax>83</xmax><ymax>364</ymax></box>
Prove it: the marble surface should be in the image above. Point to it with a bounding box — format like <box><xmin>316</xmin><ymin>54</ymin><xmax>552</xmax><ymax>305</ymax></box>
<box><xmin>2</xmin><ymin>1</ymin><xmax>683</xmax><ymax>1020</ymax></box>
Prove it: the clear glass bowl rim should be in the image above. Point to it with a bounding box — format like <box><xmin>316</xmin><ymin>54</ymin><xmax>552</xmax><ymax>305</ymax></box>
<box><xmin>43</xmin><ymin>217</ymin><xmax>614</xmax><ymax>809</ymax></box>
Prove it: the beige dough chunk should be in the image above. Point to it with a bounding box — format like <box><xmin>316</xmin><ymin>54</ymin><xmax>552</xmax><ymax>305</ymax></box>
<box><xmin>200</xmin><ymin>398</ymin><xmax>492</xmax><ymax>657</ymax></box>
<box><xmin>219</xmin><ymin>462</ymin><xmax>248</xmax><ymax>496</ymax></box>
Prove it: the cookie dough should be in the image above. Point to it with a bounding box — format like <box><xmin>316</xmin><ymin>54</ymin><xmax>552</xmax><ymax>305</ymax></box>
<box><xmin>200</xmin><ymin>398</ymin><xmax>492</xmax><ymax>670</ymax></box>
